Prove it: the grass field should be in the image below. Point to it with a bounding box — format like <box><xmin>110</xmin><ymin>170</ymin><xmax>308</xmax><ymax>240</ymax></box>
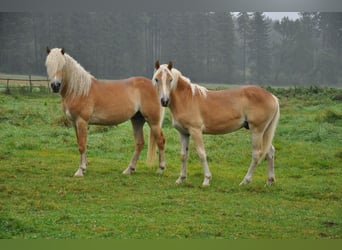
<box><xmin>0</xmin><ymin>86</ymin><xmax>341</xmax><ymax>239</ymax></box>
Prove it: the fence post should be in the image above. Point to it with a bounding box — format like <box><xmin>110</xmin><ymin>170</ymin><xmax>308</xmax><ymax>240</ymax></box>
<box><xmin>6</xmin><ymin>79</ymin><xmax>10</xmax><ymax>94</ymax></box>
<box><xmin>47</xmin><ymin>77</ymin><xmax>50</xmax><ymax>93</ymax></box>
<box><xmin>29</xmin><ymin>75</ymin><xmax>32</xmax><ymax>93</ymax></box>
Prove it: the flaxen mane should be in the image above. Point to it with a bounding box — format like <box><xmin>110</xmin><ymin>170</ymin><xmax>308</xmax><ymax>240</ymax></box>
<box><xmin>170</xmin><ymin>67</ymin><xmax>208</xmax><ymax>96</ymax></box>
<box><xmin>45</xmin><ymin>48</ymin><xmax>93</xmax><ymax>97</ymax></box>
<box><xmin>155</xmin><ymin>64</ymin><xmax>208</xmax><ymax>97</ymax></box>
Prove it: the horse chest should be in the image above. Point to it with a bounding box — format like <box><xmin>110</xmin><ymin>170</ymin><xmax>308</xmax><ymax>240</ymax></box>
<box><xmin>172</xmin><ymin>113</ymin><xmax>203</xmax><ymax>134</ymax></box>
<box><xmin>65</xmin><ymin>109</ymin><xmax>73</xmax><ymax>121</ymax></box>
<box><xmin>172</xmin><ymin>118</ymin><xmax>188</xmax><ymax>134</ymax></box>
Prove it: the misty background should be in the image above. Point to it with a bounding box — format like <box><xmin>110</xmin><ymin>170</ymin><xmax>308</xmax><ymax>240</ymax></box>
<box><xmin>0</xmin><ymin>12</ymin><xmax>341</xmax><ymax>86</ymax></box>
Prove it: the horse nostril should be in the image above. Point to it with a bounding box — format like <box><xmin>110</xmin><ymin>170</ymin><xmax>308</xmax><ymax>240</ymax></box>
<box><xmin>50</xmin><ymin>81</ymin><xmax>61</xmax><ymax>93</ymax></box>
<box><xmin>161</xmin><ymin>98</ymin><xmax>169</xmax><ymax>107</ymax></box>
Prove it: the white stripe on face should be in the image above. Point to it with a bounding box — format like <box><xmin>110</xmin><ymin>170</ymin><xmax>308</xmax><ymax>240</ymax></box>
<box><xmin>161</xmin><ymin>69</ymin><xmax>170</xmax><ymax>99</ymax></box>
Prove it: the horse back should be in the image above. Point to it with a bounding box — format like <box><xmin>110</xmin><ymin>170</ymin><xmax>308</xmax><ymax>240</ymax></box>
<box><xmin>204</xmin><ymin>85</ymin><xmax>277</xmax><ymax>112</ymax></box>
<box><xmin>93</xmin><ymin>76</ymin><xmax>161</xmax><ymax>125</ymax></box>
<box><xmin>62</xmin><ymin>77</ymin><xmax>155</xmax><ymax>125</ymax></box>
<box><xmin>196</xmin><ymin>85</ymin><xmax>278</xmax><ymax>133</ymax></box>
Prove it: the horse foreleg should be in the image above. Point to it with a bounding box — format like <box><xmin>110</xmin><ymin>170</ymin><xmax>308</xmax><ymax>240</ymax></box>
<box><xmin>146</xmin><ymin>123</ymin><xmax>165</xmax><ymax>173</ymax></box>
<box><xmin>151</xmin><ymin>125</ymin><xmax>166</xmax><ymax>174</ymax></box>
<box><xmin>176</xmin><ymin>133</ymin><xmax>190</xmax><ymax>184</ymax></box>
<box><xmin>123</xmin><ymin>118</ymin><xmax>145</xmax><ymax>175</ymax></box>
<box><xmin>74</xmin><ymin>119</ymin><xmax>88</xmax><ymax>177</ymax></box>
<box><xmin>190</xmin><ymin>129</ymin><xmax>211</xmax><ymax>187</ymax></box>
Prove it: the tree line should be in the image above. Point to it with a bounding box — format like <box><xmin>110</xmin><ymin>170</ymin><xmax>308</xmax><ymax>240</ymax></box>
<box><xmin>0</xmin><ymin>12</ymin><xmax>341</xmax><ymax>85</ymax></box>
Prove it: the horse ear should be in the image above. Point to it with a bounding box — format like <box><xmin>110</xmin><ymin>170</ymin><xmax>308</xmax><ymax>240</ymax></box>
<box><xmin>155</xmin><ymin>60</ymin><xmax>160</xmax><ymax>70</ymax></box>
<box><xmin>168</xmin><ymin>61</ymin><xmax>173</xmax><ymax>70</ymax></box>
<box><xmin>46</xmin><ymin>47</ymin><xmax>51</xmax><ymax>55</ymax></box>
<box><xmin>61</xmin><ymin>48</ymin><xmax>65</xmax><ymax>55</ymax></box>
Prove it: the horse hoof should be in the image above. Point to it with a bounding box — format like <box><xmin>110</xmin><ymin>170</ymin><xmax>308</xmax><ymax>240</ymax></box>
<box><xmin>175</xmin><ymin>176</ymin><xmax>186</xmax><ymax>184</ymax></box>
<box><xmin>122</xmin><ymin>169</ymin><xmax>131</xmax><ymax>175</ymax></box>
<box><xmin>201</xmin><ymin>183</ymin><xmax>210</xmax><ymax>187</ymax></box>
<box><xmin>266</xmin><ymin>177</ymin><xmax>275</xmax><ymax>186</ymax></box>
<box><xmin>239</xmin><ymin>178</ymin><xmax>251</xmax><ymax>185</ymax></box>
<box><xmin>74</xmin><ymin>169</ymin><xmax>84</xmax><ymax>177</ymax></box>
<box><xmin>122</xmin><ymin>167</ymin><xmax>134</xmax><ymax>175</ymax></box>
<box><xmin>201</xmin><ymin>175</ymin><xmax>211</xmax><ymax>187</ymax></box>
<box><xmin>156</xmin><ymin>168</ymin><xmax>164</xmax><ymax>174</ymax></box>
<box><xmin>202</xmin><ymin>180</ymin><xmax>210</xmax><ymax>187</ymax></box>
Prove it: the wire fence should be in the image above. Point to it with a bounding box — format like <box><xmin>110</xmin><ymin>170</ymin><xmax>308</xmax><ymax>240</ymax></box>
<box><xmin>0</xmin><ymin>75</ymin><xmax>51</xmax><ymax>94</ymax></box>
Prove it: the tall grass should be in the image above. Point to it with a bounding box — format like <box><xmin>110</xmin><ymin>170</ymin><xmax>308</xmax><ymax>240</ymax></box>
<box><xmin>0</xmin><ymin>87</ymin><xmax>341</xmax><ymax>239</ymax></box>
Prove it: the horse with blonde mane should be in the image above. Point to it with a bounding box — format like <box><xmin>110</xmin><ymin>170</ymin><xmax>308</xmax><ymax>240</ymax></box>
<box><xmin>152</xmin><ymin>61</ymin><xmax>279</xmax><ymax>186</ymax></box>
<box><xmin>45</xmin><ymin>47</ymin><xmax>165</xmax><ymax>176</ymax></box>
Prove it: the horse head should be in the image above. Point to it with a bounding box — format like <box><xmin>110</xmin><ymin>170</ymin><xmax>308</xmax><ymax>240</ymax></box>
<box><xmin>46</xmin><ymin>47</ymin><xmax>66</xmax><ymax>93</ymax></box>
<box><xmin>153</xmin><ymin>60</ymin><xmax>175</xmax><ymax>107</ymax></box>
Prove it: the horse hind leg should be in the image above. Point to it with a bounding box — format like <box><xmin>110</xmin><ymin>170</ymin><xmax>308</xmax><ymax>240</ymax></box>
<box><xmin>175</xmin><ymin>133</ymin><xmax>190</xmax><ymax>184</ymax></box>
<box><xmin>264</xmin><ymin>103</ymin><xmax>279</xmax><ymax>185</ymax></box>
<box><xmin>240</xmin><ymin>132</ymin><xmax>276</xmax><ymax>186</ymax></box>
<box><xmin>240</xmin><ymin>131</ymin><xmax>264</xmax><ymax>185</ymax></box>
<box><xmin>122</xmin><ymin>116</ymin><xmax>145</xmax><ymax>175</ymax></box>
<box><xmin>266</xmin><ymin>145</ymin><xmax>275</xmax><ymax>185</ymax></box>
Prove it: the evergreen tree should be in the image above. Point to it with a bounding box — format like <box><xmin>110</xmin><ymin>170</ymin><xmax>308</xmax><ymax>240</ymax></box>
<box><xmin>236</xmin><ymin>12</ymin><xmax>250</xmax><ymax>83</ymax></box>
<box><xmin>0</xmin><ymin>12</ymin><xmax>340</xmax><ymax>86</ymax></box>
<box><xmin>295</xmin><ymin>12</ymin><xmax>317</xmax><ymax>85</ymax></box>
<box><xmin>314</xmin><ymin>12</ymin><xmax>342</xmax><ymax>85</ymax></box>
<box><xmin>210</xmin><ymin>12</ymin><xmax>235</xmax><ymax>83</ymax></box>
<box><xmin>248</xmin><ymin>12</ymin><xmax>271</xmax><ymax>85</ymax></box>
<box><xmin>272</xmin><ymin>17</ymin><xmax>300</xmax><ymax>85</ymax></box>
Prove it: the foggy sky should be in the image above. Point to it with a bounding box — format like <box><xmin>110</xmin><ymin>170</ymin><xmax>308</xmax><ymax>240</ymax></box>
<box><xmin>264</xmin><ymin>12</ymin><xmax>300</xmax><ymax>20</ymax></box>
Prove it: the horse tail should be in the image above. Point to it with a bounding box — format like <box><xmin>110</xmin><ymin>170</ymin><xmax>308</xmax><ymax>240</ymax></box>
<box><xmin>259</xmin><ymin>95</ymin><xmax>280</xmax><ymax>162</ymax></box>
<box><xmin>146</xmin><ymin>106</ymin><xmax>165</xmax><ymax>165</ymax></box>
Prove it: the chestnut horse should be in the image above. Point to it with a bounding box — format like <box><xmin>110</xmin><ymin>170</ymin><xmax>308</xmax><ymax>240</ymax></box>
<box><xmin>152</xmin><ymin>61</ymin><xmax>279</xmax><ymax>186</ymax></box>
<box><xmin>45</xmin><ymin>47</ymin><xmax>165</xmax><ymax>176</ymax></box>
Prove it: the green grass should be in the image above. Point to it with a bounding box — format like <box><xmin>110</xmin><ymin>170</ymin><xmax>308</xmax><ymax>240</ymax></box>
<box><xmin>0</xmin><ymin>87</ymin><xmax>341</xmax><ymax>239</ymax></box>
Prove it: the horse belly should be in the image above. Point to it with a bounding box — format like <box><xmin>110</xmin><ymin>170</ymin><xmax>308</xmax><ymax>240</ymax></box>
<box><xmin>89</xmin><ymin>114</ymin><xmax>127</xmax><ymax>125</ymax></box>
<box><xmin>89</xmin><ymin>107</ymin><xmax>135</xmax><ymax>125</ymax></box>
<box><xmin>203</xmin><ymin>115</ymin><xmax>244</xmax><ymax>134</ymax></box>
<box><xmin>204</xmin><ymin>124</ymin><xmax>242</xmax><ymax>134</ymax></box>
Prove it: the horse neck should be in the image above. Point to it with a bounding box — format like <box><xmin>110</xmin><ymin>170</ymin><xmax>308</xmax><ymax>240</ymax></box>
<box><xmin>170</xmin><ymin>76</ymin><xmax>194</xmax><ymax>109</ymax></box>
<box><xmin>61</xmin><ymin>55</ymin><xmax>92</xmax><ymax>98</ymax></box>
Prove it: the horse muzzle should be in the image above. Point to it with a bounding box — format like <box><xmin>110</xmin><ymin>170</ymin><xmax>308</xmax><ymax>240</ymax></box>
<box><xmin>161</xmin><ymin>97</ymin><xmax>170</xmax><ymax>107</ymax></box>
<box><xmin>50</xmin><ymin>81</ymin><xmax>61</xmax><ymax>93</ymax></box>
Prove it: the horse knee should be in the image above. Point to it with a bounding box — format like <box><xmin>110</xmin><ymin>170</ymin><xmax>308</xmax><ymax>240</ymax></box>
<box><xmin>157</xmin><ymin>133</ymin><xmax>165</xmax><ymax>149</ymax></box>
<box><xmin>252</xmin><ymin>149</ymin><xmax>263</xmax><ymax>161</ymax></box>
<box><xmin>267</xmin><ymin>145</ymin><xmax>275</xmax><ymax>158</ymax></box>
<box><xmin>78</xmin><ymin>145</ymin><xmax>86</xmax><ymax>154</ymax></box>
<box><xmin>180</xmin><ymin>153</ymin><xmax>187</xmax><ymax>162</ymax></box>
<box><xmin>136</xmin><ymin>141</ymin><xmax>145</xmax><ymax>151</ymax></box>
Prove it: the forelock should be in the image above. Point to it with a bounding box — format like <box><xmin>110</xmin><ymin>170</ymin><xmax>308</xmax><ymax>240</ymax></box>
<box><xmin>153</xmin><ymin>65</ymin><xmax>171</xmax><ymax>83</ymax></box>
<box><xmin>45</xmin><ymin>48</ymin><xmax>66</xmax><ymax>78</ymax></box>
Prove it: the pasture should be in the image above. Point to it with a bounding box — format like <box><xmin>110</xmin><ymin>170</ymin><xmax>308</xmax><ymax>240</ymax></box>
<box><xmin>0</xmin><ymin>86</ymin><xmax>341</xmax><ymax>239</ymax></box>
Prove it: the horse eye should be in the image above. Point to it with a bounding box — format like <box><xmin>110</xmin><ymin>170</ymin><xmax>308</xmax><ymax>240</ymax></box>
<box><xmin>170</xmin><ymin>79</ymin><xmax>173</xmax><ymax>82</ymax></box>
<box><xmin>155</xmin><ymin>78</ymin><xmax>159</xmax><ymax>83</ymax></box>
